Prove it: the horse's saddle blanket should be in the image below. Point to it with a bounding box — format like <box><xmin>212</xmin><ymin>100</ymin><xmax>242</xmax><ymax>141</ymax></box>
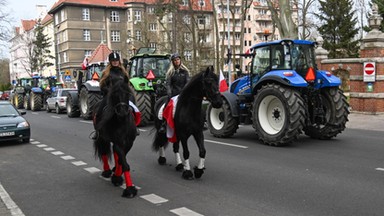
<box><xmin>158</xmin><ymin>95</ymin><xmax>179</xmax><ymax>142</ymax></box>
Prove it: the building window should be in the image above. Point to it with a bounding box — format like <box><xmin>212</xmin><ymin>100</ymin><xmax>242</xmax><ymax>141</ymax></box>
<box><xmin>110</xmin><ymin>11</ymin><xmax>120</xmax><ymax>22</ymax></box>
<box><xmin>198</xmin><ymin>16</ymin><xmax>205</xmax><ymax>25</ymax></box>
<box><xmin>181</xmin><ymin>0</ymin><xmax>188</xmax><ymax>6</ymax></box>
<box><xmin>63</xmin><ymin>52</ymin><xmax>68</xmax><ymax>63</ymax></box>
<box><xmin>83</xmin><ymin>29</ymin><xmax>90</xmax><ymax>41</ymax></box>
<box><xmin>111</xmin><ymin>30</ymin><xmax>120</xmax><ymax>42</ymax></box>
<box><xmin>183</xmin><ymin>15</ymin><xmax>191</xmax><ymax>24</ymax></box>
<box><xmin>149</xmin><ymin>23</ymin><xmax>157</xmax><ymax>31</ymax></box>
<box><xmin>150</xmin><ymin>42</ymin><xmax>156</xmax><ymax>48</ymax></box>
<box><xmin>55</xmin><ymin>14</ymin><xmax>59</xmax><ymax>24</ymax></box>
<box><xmin>85</xmin><ymin>50</ymin><xmax>92</xmax><ymax>57</ymax></box>
<box><xmin>82</xmin><ymin>8</ymin><xmax>90</xmax><ymax>20</ymax></box>
<box><xmin>60</xmin><ymin>10</ymin><xmax>65</xmax><ymax>21</ymax></box>
<box><xmin>184</xmin><ymin>32</ymin><xmax>191</xmax><ymax>43</ymax></box>
<box><xmin>127</xmin><ymin>10</ymin><xmax>131</xmax><ymax>21</ymax></box>
<box><xmin>134</xmin><ymin>10</ymin><xmax>141</xmax><ymax>21</ymax></box>
<box><xmin>110</xmin><ymin>0</ymin><xmax>117</xmax><ymax>2</ymax></box>
<box><xmin>147</xmin><ymin>7</ymin><xmax>155</xmax><ymax>14</ymax></box>
<box><xmin>135</xmin><ymin>30</ymin><xmax>141</xmax><ymax>41</ymax></box>
<box><xmin>184</xmin><ymin>50</ymin><xmax>192</xmax><ymax>61</ymax></box>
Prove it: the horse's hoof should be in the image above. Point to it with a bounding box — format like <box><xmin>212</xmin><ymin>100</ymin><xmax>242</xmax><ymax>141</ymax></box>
<box><xmin>194</xmin><ymin>166</ymin><xmax>205</xmax><ymax>179</ymax></box>
<box><xmin>101</xmin><ymin>169</ymin><xmax>112</xmax><ymax>178</ymax></box>
<box><xmin>175</xmin><ymin>163</ymin><xmax>184</xmax><ymax>171</ymax></box>
<box><xmin>111</xmin><ymin>175</ymin><xmax>124</xmax><ymax>186</ymax></box>
<box><xmin>158</xmin><ymin>156</ymin><xmax>166</xmax><ymax>165</ymax></box>
<box><xmin>182</xmin><ymin>170</ymin><xmax>194</xmax><ymax>180</ymax></box>
<box><xmin>122</xmin><ymin>186</ymin><xmax>137</xmax><ymax>198</ymax></box>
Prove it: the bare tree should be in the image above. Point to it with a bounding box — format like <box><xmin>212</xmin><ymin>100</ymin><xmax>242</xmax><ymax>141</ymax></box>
<box><xmin>0</xmin><ymin>0</ymin><xmax>12</xmax><ymax>56</ymax></box>
<box><xmin>267</xmin><ymin>0</ymin><xmax>298</xmax><ymax>39</ymax></box>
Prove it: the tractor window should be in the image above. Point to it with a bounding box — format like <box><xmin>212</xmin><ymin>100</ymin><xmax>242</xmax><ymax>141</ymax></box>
<box><xmin>291</xmin><ymin>44</ymin><xmax>316</xmax><ymax>76</ymax></box>
<box><xmin>270</xmin><ymin>45</ymin><xmax>286</xmax><ymax>70</ymax></box>
<box><xmin>143</xmin><ymin>57</ymin><xmax>170</xmax><ymax>77</ymax></box>
<box><xmin>129</xmin><ymin>59</ymin><xmax>138</xmax><ymax>77</ymax></box>
<box><xmin>252</xmin><ymin>46</ymin><xmax>270</xmax><ymax>75</ymax></box>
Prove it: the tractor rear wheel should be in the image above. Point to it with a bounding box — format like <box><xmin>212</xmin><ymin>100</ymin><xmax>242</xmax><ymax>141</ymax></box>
<box><xmin>135</xmin><ymin>91</ymin><xmax>151</xmax><ymax>126</ymax></box>
<box><xmin>31</xmin><ymin>92</ymin><xmax>42</xmax><ymax>111</ymax></box>
<box><xmin>206</xmin><ymin>99</ymin><xmax>239</xmax><ymax>138</ymax></box>
<box><xmin>304</xmin><ymin>88</ymin><xmax>349</xmax><ymax>139</ymax></box>
<box><xmin>80</xmin><ymin>88</ymin><xmax>101</xmax><ymax>120</ymax></box>
<box><xmin>66</xmin><ymin>94</ymin><xmax>80</xmax><ymax>118</ymax></box>
<box><xmin>253</xmin><ymin>83</ymin><xmax>305</xmax><ymax>146</ymax></box>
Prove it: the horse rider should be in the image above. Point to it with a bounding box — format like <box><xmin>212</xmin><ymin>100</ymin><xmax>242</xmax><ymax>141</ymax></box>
<box><xmin>158</xmin><ymin>53</ymin><xmax>190</xmax><ymax>134</ymax></box>
<box><xmin>91</xmin><ymin>52</ymin><xmax>138</xmax><ymax>140</ymax></box>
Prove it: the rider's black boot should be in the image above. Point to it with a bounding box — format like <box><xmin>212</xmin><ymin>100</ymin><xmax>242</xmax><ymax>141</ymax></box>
<box><xmin>90</xmin><ymin>130</ymin><xmax>99</xmax><ymax>140</ymax></box>
<box><xmin>158</xmin><ymin>121</ymin><xmax>166</xmax><ymax>134</ymax></box>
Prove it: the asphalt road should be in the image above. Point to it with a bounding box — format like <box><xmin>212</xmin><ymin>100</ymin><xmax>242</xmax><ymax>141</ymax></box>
<box><xmin>1</xmin><ymin>111</ymin><xmax>384</xmax><ymax>216</ymax></box>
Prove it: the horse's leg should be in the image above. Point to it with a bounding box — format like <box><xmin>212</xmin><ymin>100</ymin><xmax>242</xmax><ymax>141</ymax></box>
<box><xmin>193</xmin><ymin>132</ymin><xmax>206</xmax><ymax>179</ymax></box>
<box><xmin>158</xmin><ymin>146</ymin><xmax>166</xmax><ymax>165</ymax></box>
<box><xmin>111</xmin><ymin>150</ymin><xmax>124</xmax><ymax>187</ymax></box>
<box><xmin>180</xmin><ymin>138</ymin><xmax>193</xmax><ymax>180</ymax></box>
<box><xmin>173</xmin><ymin>141</ymin><xmax>183</xmax><ymax>171</ymax></box>
<box><xmin>101</xmin><ymin>154</ymin><xmax>112</xmax><ymax>178</ymax></box>
<box><xmin>119</xmin><ymin>144</ymin><xmax>137</xmax><ymax>198</ymax></box>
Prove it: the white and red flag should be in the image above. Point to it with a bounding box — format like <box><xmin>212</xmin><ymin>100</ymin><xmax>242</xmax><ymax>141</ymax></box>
<box><xmin>81</xmin><ymin>57</ymin><xmax>88</xmax><ymax>70</ymax></box>
<box><xmin>219</xmin><ymin>69</ymin><xmax>228</xmax><ymax>92</ymax></box>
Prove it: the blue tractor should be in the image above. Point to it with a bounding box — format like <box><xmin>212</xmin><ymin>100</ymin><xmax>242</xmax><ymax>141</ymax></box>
<box><xmin>206</xmin><ymin>39</ymin><xmax>349</xmax><ymax>146</ymax></box>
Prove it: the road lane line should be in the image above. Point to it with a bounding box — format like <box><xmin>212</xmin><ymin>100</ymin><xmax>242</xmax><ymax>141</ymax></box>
<box><xmin>0</xmin><ymin>182</ymin><xmax>25</xmax><ymax>216</ymax></box>
<box><xmin>140</xmin><ymin>194</ymin><xmax>168</xmax><ymax>204</ymax></box>
<box><xmin>51</xmin><ymin>151</ymin><xmax>64</xmax><ymax>156</ymax></box>
<box><xmin>44</xmin><ymin>147</ymin><xmax>55</xmax><ymax>151</ymax></box>
<box><xmin>36</xmin><ymin>144</ymin><xmax>48</xmax><ymax>148</ymax></box>
<box><xmin>30</xmin><ymin>141</ymin><xmax>40</xmax><ymax>144</ymax></box>
<box><xmin>170</xmin><ymin>207</ymin><xmax>203</xmax><ymax>216</ymax></box>
<box><xmin>84</xmin><ymin>167</ymin><xmax>101</xmax><ymax>174</ymax></box>
<box><xmin>72</xmin><ymin>161</ymin><xmax>87</xmax><ymax>166</ymax></box>
<box><xmin>61</xmin><ymin>155</ymin><xmax>75</xmax><ymax>160</ymax></box>
<box><xmin>205</xmin><ymin>139</ymin><xmax>248</xmax><ymax>149</ymax></box>
<box><xmin>375</xmin><ymin>168</ymin><xmax>384</xmax><ymax>171</ymax></box>
<box><xmin>50</xmin><ymin>116</ymin><xmax>61</xmax><ymax>119</ymax></box>
<box><xmin>79</xmin><ymin>120</ymin><xmax>92</xmax><ymax>124</ymax></box>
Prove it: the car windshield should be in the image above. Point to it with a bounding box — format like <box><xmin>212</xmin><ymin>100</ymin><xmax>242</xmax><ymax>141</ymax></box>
<box><xmin>0</xmin><ymin>104</ymin><xmax>19</xmax><ymax>117</ymax></box>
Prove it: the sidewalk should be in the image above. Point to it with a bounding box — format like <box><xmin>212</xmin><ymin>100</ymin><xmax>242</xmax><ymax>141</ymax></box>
<box><xmin>347</xmin><ymin>112</ymin><xmax>384</xmax><ymax>132</ymax></box>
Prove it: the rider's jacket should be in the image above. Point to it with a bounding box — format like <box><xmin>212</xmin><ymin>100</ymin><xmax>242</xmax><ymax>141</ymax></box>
<box><xmin>100</xmin><ymin>66</ymin><xmax>129</xmax><ymax>96</ymax></box>
<box><xmin>166</xmin><ymin>68</ymin><xmax>189</xmax><ymax>98</ymax></box>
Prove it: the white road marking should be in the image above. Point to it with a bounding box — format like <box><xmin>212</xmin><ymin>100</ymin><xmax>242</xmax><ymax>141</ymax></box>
<box><xmin>44</xmin><ymin>147</ymin><xmax>55</xmax><ymax>151</ymax></box>
<box><xmin>51</xmin><ymin>151</ymin><xmax>64</xmax><ymax>156</ymax></box>
<box><xmin>375</xmin><ymin>168</ymin><xmax>384</xmax><ymax>171</ymax></box>
<box><xmin>170</xmin><ymin>207</ymin><xmax>203</xmax><ymax>216</ymax></box>
<box><xmin>79</xmin><ymin>120</ymin><xmax>92</xmax><ymax>124</ymax></box>
<box><xmin>205</xmin><ymin>139</ymin><xmax>248</xmax><ymax>149</ymax></box>
<box><xmin>61</xmin><ymin>155</ymin><xmax>75</xmax><ymax>160</ymax></box>
<box><xmin>84</xmin><ymin>167</ymin><xmax>101</xmax><ymax>174</ymax></box>
<box><xmin>50</xmin><ymin>116</ymin><xmax>61</xmax><ymax>119</ymax></box>
<box><xmin>30</xmin><ymin>141</ymin><xmax>40</xmax><ymax>144</ymax></box>
<box><xmin>0</xmin><ymin>182</ymin><xmax>25</xmax><ymax>216</ymax></box>
<box><xmin>140</xmin><ymin>194</ymin><xmax>168</xmax><ymax>204</ymax></box>
<box><xmin>36</xmin><ymin>144</ymin><xmax>48</xmax><ymax>148</ymax></box>
<box><xmin>72</xmin><ymin>161</ymin><xmax>87</xmax><ymax>166</ymax></box>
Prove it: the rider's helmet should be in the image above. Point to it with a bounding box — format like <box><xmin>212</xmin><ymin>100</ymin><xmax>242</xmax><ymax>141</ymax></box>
<box><xmin>171</xmin><ymin>53</ymin><xmax>181</xmax><ymax>61</ymax></box>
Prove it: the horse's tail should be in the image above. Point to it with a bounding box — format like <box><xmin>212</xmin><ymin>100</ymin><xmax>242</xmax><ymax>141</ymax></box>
<box><xmin>152</xmin><ymin>129</ymin><xmax>169</xmax><ymax>152</ymax></box>
<box><xmin>93</xmin><ymin>138</ymin><xmax>112</xmax><ymax>161</ymax></box>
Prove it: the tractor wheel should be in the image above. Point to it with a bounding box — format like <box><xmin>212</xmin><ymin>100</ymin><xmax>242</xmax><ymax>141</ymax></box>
<box><xmin>135</xmin><ymin>91</ymin><xmax>151</xmax><ymax>126</ymax></box>
<box><xmin>304</xmin><ymin>88</ymin><xmax>349</xmax><ymax>139</ymax></box>
<box><xmin>14</xmin><ymin>93</ymin><xmax>24</xmax><ymax>109</ymax></box>
<box><xmin>23</xmin><ymin>95</ymin><xmax>31</xmax><ymax>110</ymax></box>
<box><xmin>31</xmin><ymin>92</ymin><xmax>42</xmax><ymax>111</ymax></box>
<box><xmin>66</xmin><ymin>94</ymin><xmax>80</xmax><ymax>118</ymax></box>
<box><xmin>206</xmin><ymin>99</ymin><xmax>239</xmax><ymax>138</ymax></box>
<box><xmin>80</xmin><ymin>88</ymin><xmax>102</xmax><ymax>120</ymax></box>
<box><xmin>253</xmin><ymin>83</ymin><xmax>305</xmax><ymax>146</ymax></box>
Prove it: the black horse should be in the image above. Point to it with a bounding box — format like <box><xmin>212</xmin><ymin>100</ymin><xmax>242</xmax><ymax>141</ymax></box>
<box><xmin>152</xmin><ymin>65</ymin><xmax>223</xmax><ymax>179</ymax></box>
<box><xmin>93</xmin><ymin>77</ymin><xmax>138</xmax><ymax>198</ymax></box>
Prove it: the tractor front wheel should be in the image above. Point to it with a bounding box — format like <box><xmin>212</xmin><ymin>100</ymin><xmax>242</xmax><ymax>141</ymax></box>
<box><xmin>206</xmin><ymin>99</ymin><xmax>239</xmax><ymax>138</ymax></box>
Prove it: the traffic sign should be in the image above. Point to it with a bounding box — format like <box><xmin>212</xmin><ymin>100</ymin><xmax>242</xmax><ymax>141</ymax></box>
<box><xmin>363</xmin><ymin>62</ymin><xmax>375</xmax><ymax>82</ymax></box>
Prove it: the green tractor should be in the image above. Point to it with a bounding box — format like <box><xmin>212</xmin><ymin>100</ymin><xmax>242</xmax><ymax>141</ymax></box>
<box><xmin>127</xmin><ymin>48</ymin><xmax>171</xmax><ymax>126</ymax></box>
<box><xmin>10</xmin><ymin>78</ymin><xmax>32</xmax><ymax>109</ymax></box>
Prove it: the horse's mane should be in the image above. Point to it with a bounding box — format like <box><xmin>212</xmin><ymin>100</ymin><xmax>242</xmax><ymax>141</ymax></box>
<box><xmin>179</xmin><ymin>70</ymin><xmax>204</xmax><ymax>100</ymax></box>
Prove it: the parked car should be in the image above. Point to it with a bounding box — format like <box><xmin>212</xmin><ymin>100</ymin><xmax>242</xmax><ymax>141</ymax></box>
<box><xmin>0</xmin><ymin>90</ymin><xmax>10</xmax><ymax>100</ymax></box>
<box><xmin>46</xmin><ymin>88</ymin><xmax>77</xmax><ymax>114</ymax></box>
<box><xmin>0</xmin><ymin>101</ymin><xmax>30</xmax><ymax>143</ymax></box>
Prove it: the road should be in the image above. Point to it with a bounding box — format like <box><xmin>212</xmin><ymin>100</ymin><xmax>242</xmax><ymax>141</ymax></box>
<box><xmin>1</xmin><ymin>111</ymin><xmax>384</xmax><ymax>216</ymax></box>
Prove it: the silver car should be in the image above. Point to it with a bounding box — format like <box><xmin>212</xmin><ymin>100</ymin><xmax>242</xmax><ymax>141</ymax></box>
<box><xmin>46</xmin><ymin>88</ymin><xmax>77</xmax><ymax>114</ymax></box>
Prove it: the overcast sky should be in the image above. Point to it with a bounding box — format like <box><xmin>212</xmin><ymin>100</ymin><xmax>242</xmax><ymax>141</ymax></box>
<box><xmin>7</xmin><ymin>0</ymin><xmax>56</xmax><ymax>25</ymax></box>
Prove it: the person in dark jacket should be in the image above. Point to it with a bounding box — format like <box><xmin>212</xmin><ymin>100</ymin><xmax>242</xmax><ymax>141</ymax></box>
<box><xmin>158</xmin><ymin>53</ymin><xmax>190</xmax><ymax>133</ymax></box>
<box><xmin>91</xmin><ymin>52</ymin><xmax>138</xmax><ymax>139</ymax></box>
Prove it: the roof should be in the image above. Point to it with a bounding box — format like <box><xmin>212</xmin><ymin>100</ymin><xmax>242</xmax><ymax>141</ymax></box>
<box><xmin>87</xmin><ymin>43</ymin><xmax>112</xmax><ymax>65</ymax></box>
<box><xmin>49</xmin><ymin>0</ymin><xmax>213</xmax><ymax>13</ymax></box>
<box><xmin>250</xmin><ymin>39</ymin><xmax>315</xmax><ymax>50</ymax></box>
<box><xmin>21</xmin><ymin>20</ymin><xmax>37</xmax><ymax>31</ymax></box>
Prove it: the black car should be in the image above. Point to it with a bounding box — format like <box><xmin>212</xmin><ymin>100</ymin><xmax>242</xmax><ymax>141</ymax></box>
<box><xmin>0</xmin><ymin>101</ymin><xmax>30</xmax><ymax>143</ymax></box>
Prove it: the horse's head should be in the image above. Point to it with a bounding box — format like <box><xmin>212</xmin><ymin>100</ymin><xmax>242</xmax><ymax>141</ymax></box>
<box><xmin>108</xmin><ymin>78</ymin><xmax>134</xmax><ymax>117</ymax></box>
<box><xmin>202</xmin><ymin>66</ymin><xmax>223</xmax><ymax>108</ymax></box>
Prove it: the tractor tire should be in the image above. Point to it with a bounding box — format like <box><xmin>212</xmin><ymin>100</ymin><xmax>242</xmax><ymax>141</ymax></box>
<box><xmin>206</xmin><ymin>99</ymin><xmax>239</xmax><ymax>138</ymax></box>
<box><xmin>31</xmin><ymin>92</ymin><xmax>42</xmax><ymax>111</ymax></box>
<box><xmin>23</xmin><ymin>95</ymin><xmax>31</xmax><ymax>110</ymax></box>
<box><xmin>80</xmin><ymin>88</ymin><xmax>102</xmax><ymax>120</ymax></box>
<box><xmin>252</xmin><ymin>83</ymin><xmax>305</xmax><ymax>147</ymax></box>
<box><xmin>14</xmin><ymin>93</ymin><xmax>24</xmax><ymax>109</ymax></box>
<box><xmin>304</xmin><ymin>88</ymin><xmax>349</xmax><ymax>139</ymax></box>
<box><xmin>135</xmin><ymin>91</ymin><xmax>152</xmax><ymax>126</ymax></box>
<box><xmin>66</xmin><ymin>94</ymin><xmax>80</xmax><ymax>118</ymax></box>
